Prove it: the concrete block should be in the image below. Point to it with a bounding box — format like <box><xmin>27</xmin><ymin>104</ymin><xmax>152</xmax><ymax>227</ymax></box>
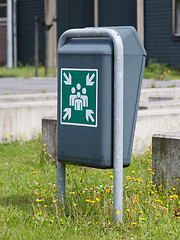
<box><xmin>152</xmin><ymin>132</ymin><xmax>180</xmax><ymax>193</ymax></box>
<box><xmin>0</xmin><ymin>101</ymin><xmax>57</xmax><ymax>143</ymax></box>
<box><xmin>133</xmin><ymin>108</ymin><xmax>180</xmax><ymax>155</ymax></box>
<box><xmin>42</xmin><ymin>118</ymin><xmax>57</xmax><ymax>160</ymax></box>
<box><xmin>41</xmin><ymin>106</ymin><xmax>180</xmax><ymax>160</ymax></box>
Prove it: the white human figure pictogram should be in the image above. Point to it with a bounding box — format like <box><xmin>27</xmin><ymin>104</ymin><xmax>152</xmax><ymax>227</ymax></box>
<box><xmin>74</xmin><ymin>92</ymin><xmax>83</xmax><ymax>110</ymax></box>
<box><xmin>69</xmin><ymin>87</ymin><xmax>76</xmax><ymax>106</ymax></box>
<box><xmin>81</xmin><ymin>88</ymin><xmax>88</xmax><ymax>107</ymax></box>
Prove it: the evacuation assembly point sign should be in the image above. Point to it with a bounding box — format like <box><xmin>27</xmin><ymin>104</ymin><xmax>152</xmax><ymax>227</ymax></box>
<box><xmin>60</xmin><ymin>68</ymin><xmax>98</xmax><ymax>127</ymax></box>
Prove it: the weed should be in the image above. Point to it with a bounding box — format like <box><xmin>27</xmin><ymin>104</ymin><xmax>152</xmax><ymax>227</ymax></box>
<box><xmin>0</xmin><ymin>140</ymin><xmax>179</xmax><ymax>239</ymax></box>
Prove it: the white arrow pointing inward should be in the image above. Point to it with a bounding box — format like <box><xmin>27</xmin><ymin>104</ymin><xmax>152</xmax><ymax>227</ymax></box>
<box><xmin>86</xmin><ymin>73</ymin><xmax>95</xmax><ymax>86</ymax></box>
<box><xmin>63</xmin><ymin>108</ymin><xmax>71</xmax><ymax>120</ymax></box>
<box><xmin>86</xmin><ymin>109</ymin><xmax>94</xmax><ymax>122</ymax></box>
<box><xmin>63</xmin><ymin>72</ymin><xmax>72</xmax><ymax>85</ymax></box>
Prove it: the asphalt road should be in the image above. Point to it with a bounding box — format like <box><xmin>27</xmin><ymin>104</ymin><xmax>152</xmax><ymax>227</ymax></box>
<box><xmin>0</xmin><ymin>77</ymin><xmax>57</xmax><ymax>95</ymax></box>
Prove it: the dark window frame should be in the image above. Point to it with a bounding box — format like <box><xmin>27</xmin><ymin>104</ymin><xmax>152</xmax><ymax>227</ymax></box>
<box><xmin>172</xmin><ymin>0</ymin><xmax>180</xmax><ymax>39</ymax></box>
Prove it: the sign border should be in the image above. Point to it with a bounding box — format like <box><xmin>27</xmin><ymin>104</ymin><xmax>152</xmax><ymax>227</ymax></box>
<box><xmin>60</xmin><ymin>68</ymin><xmax>98</xmax><ymax>127</ymax></box>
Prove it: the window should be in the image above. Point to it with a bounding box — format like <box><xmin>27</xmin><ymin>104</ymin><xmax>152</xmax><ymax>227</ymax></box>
<box><xmin>173</xmin><ymin>0</ymin><xmax>180</xmax><ymax>36</ymax></box>
<box><xmin>0</xmin><ymin>0</ymin><xmax>6</xmax><ymax>25</ymax></box>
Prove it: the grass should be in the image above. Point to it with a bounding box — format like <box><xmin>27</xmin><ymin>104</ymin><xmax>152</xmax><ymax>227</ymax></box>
<box><xmin>144</xmin><ymin>59</ymin><xmax>180</xmax><ymax>80</ymax></box>
<box><xmin>0</xmin><ymin>65</ymin><xmax>55</xmax><ymax>78</ymax></box>
<box><xmin>0</xmin><ymin>59</ymin><xmax>180</xmax><ymax>80</ymax></box>
<box><xmin>0</xmin><ymin>139</ymin><xmax>179</xmax><ymax>239</ymax></box>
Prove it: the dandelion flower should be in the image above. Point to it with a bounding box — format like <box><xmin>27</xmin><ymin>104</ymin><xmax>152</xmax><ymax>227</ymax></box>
<box><xmin>141</xmin><ymin>218</ymin><xmax>145</xmax><ymax>221</ymax></box>
<box><xmin>96</xmin><ymin>198</ymin><xmax>100</xmax><ymax>202</ymax></box>
<box><xmin>116</xmin><ymin>210</ymin><xmax>120</xmax><ymax>214</ymax></box>
<box><xmin>44</xmin><ymin>205</ymin><xmax>47</xmax><ymax>208</ymax></box>
<box><xmin>31</xmin><ymin>171</ymin><xmax>36</xmax><ymax>174</ymax></box>
<box><xmin>131</xmin><ymin>222</ymin><xmax>137</xmax><ymax>225</ymax></box>
<box><xmin>37</xmin><ymin>212</ymin><xmax>42</xmax><ymax>215</ymax></box>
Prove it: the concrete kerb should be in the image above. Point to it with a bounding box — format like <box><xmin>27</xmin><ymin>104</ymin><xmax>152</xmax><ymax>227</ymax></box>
<box><xmin>1</xmin><ymin>87</ymin><xmax>180</xmax><ymax>155</ymax></box>
<box><xmin>41</xmin><ymin>108</ymin><xmax>180</xmax><ymax>159</ymax></box>
<box><xmin>133</xmin><ymin>108</ymin><xmax>180</xmax><ymax>155</ymax></box>
<box><xmin>140</xmin><ymin>87</ymin><xmax>180</xmax><ymax>102</ymax></box>
<box><xmin>0</xmin><ymin>100</ymin><xmax>57</xmax><ymax>143</ymax></box>
<box><xmin>0</xmin><ymin>92</ymin><xmax>57</xmax><ymax>103</ymax></box>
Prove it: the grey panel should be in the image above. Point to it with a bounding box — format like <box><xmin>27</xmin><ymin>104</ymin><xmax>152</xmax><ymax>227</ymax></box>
<box><xmin>58</xmin><ymin>47</ymin><xmax>113</xmax><ymax>168</ymax></box>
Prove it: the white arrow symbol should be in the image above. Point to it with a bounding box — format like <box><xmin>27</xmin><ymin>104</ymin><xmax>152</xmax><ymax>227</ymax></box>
<box><xmin>63</xmin><ymin>108</ymin><xmax>71</xmax><ymax>120</ymax></box>
<box><xmin>86</xmin><ymin>73</ymin><xmax>95</xmax><ymax>86</ymax></box>
<box><xmin>63</xmin><ymin>72</ymin><xmax>72</xmax><ymax>85</ymax></box>
<box><xmin>86</xmin><ymin>109</ymin><xmax>94</xmax><ymax>122</ymax></box>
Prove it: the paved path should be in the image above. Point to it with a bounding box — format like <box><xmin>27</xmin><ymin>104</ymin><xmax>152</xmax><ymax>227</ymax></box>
<box><xmin>0</xmin><ymin>77</ymin><xmax>180</xmax><ymax>95</ymax></box>
<box><xmin>0</xmin><ymin>77</ymin><xmax>57</xmax><ymax>95</ymax></box>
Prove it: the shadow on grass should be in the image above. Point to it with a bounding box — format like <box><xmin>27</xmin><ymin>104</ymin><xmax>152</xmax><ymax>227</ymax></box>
<box><xmin>0</xmin><ymin>194</ymin><xmax>34</xmax><ymax>213</ymax></box>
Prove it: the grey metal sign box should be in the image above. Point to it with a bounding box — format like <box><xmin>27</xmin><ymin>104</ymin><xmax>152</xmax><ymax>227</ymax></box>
<box><xmin>57</xmin><ymin>26</ymin><xmax>146</xmax><ymax>168</ymax></box>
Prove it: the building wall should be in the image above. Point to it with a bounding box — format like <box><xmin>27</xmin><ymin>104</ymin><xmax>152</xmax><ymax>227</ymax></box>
<box><xmin>99</xmin><ymin>0</ymin><xmax>137</xmax><ymax>27</ymax></box>
<box><xmin>57</xmin><ymin>0</ymin><xmax>94</xmax><ymax>38</ymax></box>
<box><xmin>144</xmin><ymin>0</ymin><xmax>180</xmax><ymax>67</ymax></box>
<box><xmin>57</xmin><ymin>0</ymin><xmax>137</xmax><ymax>39</ymax></box>
<box><xmin>17</xmin><ymin>0</ymin><xmax>45</xmax><ymax>65</ymax></box>
<box><xmin>0</xmin><ymin>25</ymin><xmax>6</xmax><ymax>66</ymax></box>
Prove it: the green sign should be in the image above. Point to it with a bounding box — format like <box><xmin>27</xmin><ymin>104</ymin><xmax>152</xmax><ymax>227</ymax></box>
<box><xmin>60</xmin><ymin>68</ymin><xmax>98</xmax><ymax>127</ymax></box>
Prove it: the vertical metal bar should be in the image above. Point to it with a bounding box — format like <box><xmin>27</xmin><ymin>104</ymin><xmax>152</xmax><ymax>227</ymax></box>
<box><xmin>57</xmin><ymin>160</ymin><xmax>65</xmax><ymax>203</ymax></box>
<box><xmin>7</xmin><ymin>0</ymin><xmax>13</xmax><ymax>69</ymax></box>
<box><xmin>13</xmin><ymin>0</ymin><xmax>17</xmax><ymax>67</ymax></box>
<box><xmin>58</xmin><ymin>28</ymin><xmax>124</xmax><ymax>222</ymax></box>
<box><xmin>34</xmin><ymin>16</ymin><xmax>39</xmax><ymax>77</ymax></box>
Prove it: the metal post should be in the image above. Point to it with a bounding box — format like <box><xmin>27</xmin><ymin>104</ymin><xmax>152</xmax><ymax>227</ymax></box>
<box><xmin>58</xmin><ymin>28</ymin><xmax>124</xmax><ymax>222</ymax></box>
<box><xmin>7</xmin><ymin>0</ymin><xmax>13</xmax><ymax>69</ymax></box>
<box><xmin>13</xmin><ymin>0</ymin><xmax>17</xmax><ymax>67</ymax></box>
<box><xmin>57</xmin><ymin>161</ymin><xmax>66</xmax><ymax>203</ymax></box>
<box><xmin>34</xmin><ymin>16</ymin><xmax>39</xmax><ymax>77</ymax></box>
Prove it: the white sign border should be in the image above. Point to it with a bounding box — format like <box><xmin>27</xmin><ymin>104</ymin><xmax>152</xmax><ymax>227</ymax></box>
<box><xmin>60</xmin><ymin>68</ymin><xmax>98</xmax><ymax>127</ymax></box>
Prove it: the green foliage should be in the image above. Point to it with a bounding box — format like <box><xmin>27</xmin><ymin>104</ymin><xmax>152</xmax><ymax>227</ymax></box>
<box><xmin>0</xmin><ymin>65</ymin><xmax>55</xmax><ymax>78</ymax></box>
<box><xmin>0</xmin><ymin>140</ymin><xmax>179</xmax><ymax>239</ymax></box>
<box><xmin>144</xmin><ymin>59</ymin><xmax>180</xmax><ymax>80</ymax></box>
